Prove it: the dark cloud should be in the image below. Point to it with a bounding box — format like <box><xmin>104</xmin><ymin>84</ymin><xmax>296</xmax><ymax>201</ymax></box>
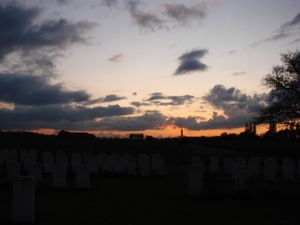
<box><xmin>94</xmin><ymin>110</ymin><xmax>167</xmax><ymax>131</ymax></box>
<box><xmin>102</xmin><ymin>94</ymin><xmax>127</xmax><ymax>102</ymax></box>
<box><xmin>174</xmin><ymin>49</ymin><xmax>208</xmax><ymax>75</ymax></box>
<box><xmin>279</xmin><ymin>12</ymin><xmax>300</xmax><ymax>32</ymax></box>
<box><xmin>232</xmin><ymin>71</ymin><xmax>246</xmax><ymax>76</ymax></box>
<box><xmin>167</xmin><ymin>84</ymin><xmax>269</xmax><ymax>130</ymax></box>
<box><xmin>0</xmin><ymin>104</ymin><xmax>134</xmax><ymax>130</ymax></box>
<box><xmin>132</xmin><ymin>92</ymin><xmax>137</xmax><ymax>96</ymax></box>
<box><xmin>0</xmin><ymin>3</ymin><xmax>97</xmax><ymax>62</ymax></box>
<box><xmin>101</xmin><ymin>0</ymin><xmax>118</xmax><ymax>8</ymax></box>
<box><xmin>228</xmin><ymin>50</ymin><xmax>236</xmax><ymax>54</ymax></box>
<box><xmin>56</xmin><ymin>0</ymin><xmax>72</xmax><ymax>5</ymax></box>
<box><xmin>130</xmin><ymin>101</ymin><xmax>151</xmax><ymax>107</ymax></box>
<box><xmin>0</xmin><ymin>73</ymin><xmax>90</xmax><ymax>106</ymax></box>
<box><xmin>288</xmin><ymin>38</ymin><xmax>300</xmax><ymax>45</ymax></box>
<box><xmin>108</xmin><ymin>54</ymin><xmax>124</xmax><ymax>62</ymax></box>
<box><xmin>125</xmin><ymin>0</ymin><xmax>165</xmax><ymax>32</ymax></box>
<box><xmin>145</xmin><ymin>93</ymin><xmax>194</xmax><ymax>106</ymax></box>
<box><xmin>162</xmin><ymin>3</ymin><xmax>207</xmax><ymax>25</ymax></box>
<box><xmin>197</xmin><ymin>84</ymin><xmax>269</xmax><ymax>129</ymax></box>
<box><xmin>251</xmin><ymin>12</ymin><xmax>300</xmax><ymax>47</ymax></box>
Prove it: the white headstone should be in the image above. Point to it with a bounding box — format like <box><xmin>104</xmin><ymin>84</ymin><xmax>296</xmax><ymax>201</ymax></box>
<box><xmin>248</xmin><ymin>157</ymin><xmax>260</xmax><ymax>179</ymax></box>
<box><xmin>139</xmin><ymin>155</ymin><xmax>151</xmax><ymax>176</ymax></box>
<box><xmin>10</xmin><ymin>149</ymin><xmax>18</xmax><ymax>160</ymax></box>
<box><xmin>28</xmin><ymin>150</ymin><xmax>37</xmax><ymax>162</ymax></box>
<box><xmin>264</xmin><ymin>157</ymin><xmax>277</xmax><ymax>181</ymax></box>
<box><xmin>209</xmin><ymin>157</ymin><xmax>219</xmax><ymax>174</ymax></box>
<box><xmin>24</xmin><ymin>154</ymin><xmax>35</xmax><ymax>170</ymax></box>
<box><xmin>282</xmin><ymin>158</ymin><xmax>294</xmax><ymax>181</ymax></box>
<box><xmin>7</xmin><ymin>162</ymin><xmax>21</xmax><ymax>182</ymax></box>
<box><xmin>124</xmin><ymin>153</ymin><xmax>132</xmax><ymax>171</ymax></box>
<box><xmin>127</xmin><ymin>156</ymin><xmax>137</xmax><ymax>175</ymax></box>
<box><xmin>188</xmin><ymin>166</ymin><xmax>204</xmax><ymax>197</ymax></box>
<box><xmin>72</xmin><ymin>154</ymin><xmax>82</xmax><ymax>172</ymax></box>
<box><xmin>52</xmin><ymin>164</ymin><xmax>66</xmax><ymax>188</ymax></box>
<box><xmin>6</xmin><ymin>153</ymin><xmax>17</xmax><ymax>165</ymax></box>
<box><xmin>12</xmin><ymin>176</ymin><xmax>35</xmax><ymax>224</ymax></box>
<box><xmin>56</xmin><ymin>153</ymin><xmax>68</xmax><ymax>168</ymax></box>
<box><xmin>224</xmin><ymin>157</ymin><xmax>233</xmax><ymax>174</ymax></box>
<box><xmin>42</xmin><ymin>152</ymin><xmax>54</xmax><ymax>173</ymax></box>
<box><xmin>234</xmin><ymin>166</ymin><xmax>248</xmax><ymax>191</ymax></box>
<box><xmin>152</xmin><ymin>156</ymin><xmax>165</xmax><ymax>176</ymax></box>
<box><xmin>28</xmin><ymin>163</ymin><xmax>42</xmax><ymax>187</ymax></box>
<box><xmin>76</xmin><ymin>165</ymin><xmax>90</xmax><ymax>189</ymax></box>
<box><xmin>233</xmin><ymin>157</ymin><xmax>248</xmax><ymax>179</ymax></box>
<box><xmin>88</xmin><ymin>156</ymin><xmax>99</xmax><ymax>173</ymax></box>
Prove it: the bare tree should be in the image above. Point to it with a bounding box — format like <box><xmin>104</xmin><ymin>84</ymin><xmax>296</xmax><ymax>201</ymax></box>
<box><xmin>253</xmin><ymin>49</ymin><xmax>300</xmax><ymax>127</ymax></box>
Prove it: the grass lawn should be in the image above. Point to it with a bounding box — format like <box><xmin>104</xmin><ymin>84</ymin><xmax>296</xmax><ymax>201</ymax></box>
<box><xmin>1</xmin><ymin>163</ymin><xmax>300</xmax><ymax>225</ymax></box>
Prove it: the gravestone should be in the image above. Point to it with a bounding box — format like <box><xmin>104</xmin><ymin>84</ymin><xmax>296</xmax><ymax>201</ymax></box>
<box><xmin>24</xmin><ymin>154</ymin><xmax>35</xmax><ymax>170</ymax></box>
<box><xmin>124</xmin><ymin>153</ymin><xmax>132</xmax><ymax>171</ymax></box>
<box><xmin>127</xmin><ymin>156</ymin><xmax>137</xmax><ymax>175</ymax></box>
<box><xmin>234</xmin><ymin>166</ymin><xmax>248</xmax><ymax>191</ymax></box>
<box><xmin>72</xmin><ymin>154</ymin><xmax>82</xmax><ymax>172</ymax></box>
<box><xmin>10</xmin><ymin>149</ymin><xmax>18</xmax><ymax>161</ymax></box>
<box><xmin>76</xmin><ymin>165</ymin><xmax>90</xmax><ymax>189</ymax></box>
<box><xmin>6</xmin><ymin>153</ymin><xmax>17</xmax><ymax>165</ymax></box>
<box><xmin>233</xmin><ymin>157</ymin><xmax>247</xmax><ymax>179</ymax></box>
<box><xmin>152</xmin><ymin>156</ymin><xmax>165</xmax><ymax>176</ymax></box>
<box><xmin>28</xmin><ymin>163</ymin><xmax>42</xmax><ymax>188</ymax></box>
<box><xmin>56</xmin><ymin>153</ymin><xmax>68</xmax><ymax>168</ymax></box>
<box><xmin>224</xmin><ymin>157</ymin><xmax>233</xmax><ymax>174</ymax></box>
<box><xmin>28</xmin><ymin>150</ymin><xmax>37</xmax><ymax>162</ymax></box>
<box><xmin>7</xmin><ymin>162</ymin><xmax>21</xmax><ymax>182</ymax></box>
<box><xmin>282</xmin><ymin>158</ymin><xmax>294</xmax><ymax>181</ymax></box>
<box><xmin>209</xmin><ymin>157</ymin><xmax>219</xmax><ymax>174</ymax></box>
<box><xmin>42</xmin><ymin>152</ymin><xmax>54</xmax><ymax>173</ymax></box>
<box><xmin>188</xmin><ymin>166</ymin><xmax>204</xmax><ymax>197</ymax></box>
<box><xmin>248</xmin><ymin>157</ymin><xmax>260</xmax><ymax>179</ymax></box>
<box><xmin>12</xmin><ymin>176</ymin><xmax>35</xmax><ymax>224</ymax></box>
<box><xmin>52</xmin><ymin>164</ymin><xmax>66</xmax><ymax>188</ymax></box>
<box><xmin>264</xmin><ymin>157</ymin><xmax>277</xmax><ymax>181</ymax></box>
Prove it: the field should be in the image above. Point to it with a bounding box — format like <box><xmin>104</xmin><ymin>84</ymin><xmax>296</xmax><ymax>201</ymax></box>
<box><xmin>0</xmin><ymin>138</ymin><xmax>300</xmax><ymax>224</ymax></box>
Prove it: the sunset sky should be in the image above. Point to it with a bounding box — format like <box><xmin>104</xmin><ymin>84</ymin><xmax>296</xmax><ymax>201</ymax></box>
<box><xmin>0</xmin><ymin>0</ymin><xmax>299</xmax><ymax>138</ymax></box>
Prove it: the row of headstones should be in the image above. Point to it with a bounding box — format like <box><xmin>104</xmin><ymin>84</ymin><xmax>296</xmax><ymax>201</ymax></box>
<box><xmin>4</xmin><ymin>149</ymin><xmax>165</xmax><ymax>224</ymax></box>
<box><xmin>188</xmin><ymin>156</ymin><xmax>300</xmax><ymax>197</ymax></box>
<box><xmin>1</xmin><ymin>148</ymin><xmax>165</xmax><ymax>176</ymax></box>
<box><xmin>2</xmin><ymin>149</ymin><xmax>165</xmax><ymax>187</ymax></box>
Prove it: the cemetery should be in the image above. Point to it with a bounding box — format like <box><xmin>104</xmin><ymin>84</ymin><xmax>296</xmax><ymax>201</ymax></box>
<box><xmin>0</xmin><ymin>137</ymin><xmax>300</xmax><ymax>224</ymax></box>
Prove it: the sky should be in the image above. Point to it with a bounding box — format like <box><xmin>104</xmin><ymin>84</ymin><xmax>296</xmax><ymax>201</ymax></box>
<box><xmin>0</xmin><ymin>0</ymin><xmax>299</xmax><ymax>138</ymax></box>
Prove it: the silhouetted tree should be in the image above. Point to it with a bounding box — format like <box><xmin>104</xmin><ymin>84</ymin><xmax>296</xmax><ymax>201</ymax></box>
<box><xmin>253</xmin><ymin>49</ymin><xmax>300</xmax><ymax>127</ymax></box>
